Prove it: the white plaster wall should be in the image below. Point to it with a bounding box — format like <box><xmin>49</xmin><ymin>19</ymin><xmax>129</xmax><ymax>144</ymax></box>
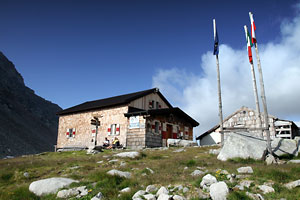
<box><xmin>200</xmin><ymin>131</ymin><xmax>221</xmax><ymax>146</ymax></box>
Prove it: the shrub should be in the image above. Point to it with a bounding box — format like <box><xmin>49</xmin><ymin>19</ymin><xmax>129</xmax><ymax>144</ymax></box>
<box><xmin>186</xmin><ymin>159</ymin><xmax>196</xmax><ymax>167</ymax></box>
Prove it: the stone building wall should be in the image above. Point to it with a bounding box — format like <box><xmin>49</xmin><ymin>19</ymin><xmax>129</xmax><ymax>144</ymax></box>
<box><xmin>126</xmin><ymin>115</ymin><xmax>147</xmax><ymax>149</ymax></box>
<box><xmin>217</xmin><ymin>107</ymin><xmax>276</xmax><ymax>139</ymax></box>
<box><xmin>57</xmin><ymin>105</ymin><xmax>129</xmax><ymax>149</ymax></box>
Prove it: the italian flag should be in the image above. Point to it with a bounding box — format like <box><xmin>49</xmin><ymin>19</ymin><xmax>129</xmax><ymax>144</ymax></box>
<box><xmin>244</xmin><ymin>25</ymin><xmax>253</xmax><ymax>63</ymax></box>
<box><xmin>249</xmin><ymin>12</ymin><xmax>257</xmax><ymax>43</ymax></box>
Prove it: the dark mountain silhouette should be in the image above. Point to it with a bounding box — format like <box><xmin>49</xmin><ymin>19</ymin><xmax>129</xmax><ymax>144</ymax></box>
<box><xmin>0</xmin><ymin>51</ymin><xmax>62</xmax><ymax>158</ymax></box>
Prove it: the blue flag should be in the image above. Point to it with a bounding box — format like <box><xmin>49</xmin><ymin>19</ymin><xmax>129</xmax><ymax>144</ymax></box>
<box><xmin>213</xmin><ymin>19</ymin><xmax>219</xmax><ymax>55</ymax></box>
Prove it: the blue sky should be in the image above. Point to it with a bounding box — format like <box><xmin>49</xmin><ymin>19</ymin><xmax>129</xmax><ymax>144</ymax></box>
<box><xmin>0</xmin><ymin>0</ymin><xmax>297</xmax><ymax>109</ymax></box>
<box><xmin>1</xmin><ymin>0</ymin><xmax>300</xmax><ymax>136</ymax></box>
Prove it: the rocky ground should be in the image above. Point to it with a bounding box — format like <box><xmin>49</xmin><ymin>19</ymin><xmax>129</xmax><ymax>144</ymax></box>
<box><xmin>1</xmin><ymin>146</ymin><xmax>300</xmax><ymax>199</ymax></box>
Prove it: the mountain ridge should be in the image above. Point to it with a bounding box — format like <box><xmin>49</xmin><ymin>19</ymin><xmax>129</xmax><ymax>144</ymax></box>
<box><xmin>0</xmin><ymin>51</ymin><xmax>62</xmax><ymax>158</ymax></box>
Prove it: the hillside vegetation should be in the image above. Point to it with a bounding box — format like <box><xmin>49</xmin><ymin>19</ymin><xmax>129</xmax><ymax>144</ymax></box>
<box><xmin>0</xmin><ymin>146</ymin><xmax>300</xmax><ymax>200</ymax></box>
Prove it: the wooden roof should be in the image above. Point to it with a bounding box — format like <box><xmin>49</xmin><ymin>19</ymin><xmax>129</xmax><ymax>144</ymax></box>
<box><xmin>57</xmin><ymin>88</ymin><xmax>172</xmax><ymax>116</ymax></box>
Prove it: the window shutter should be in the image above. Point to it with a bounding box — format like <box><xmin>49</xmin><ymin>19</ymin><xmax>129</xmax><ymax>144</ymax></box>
<box><xmin>107</xmin><ymin>125</ymin><xmax>111</xmax><ymax>135</ymax></box>
<box><xmin>72</xmin><ymin>128</ymin><xmax>76</xmax><ymax>138</ymax></box>
<box><xmin>116</xmin><ymin>124</ymin><xmax>120</xmax><ymax>135</ymax></box>
<box><xmin>66</xmin><ymin>129</ymin><xmax>70</xmax><ymax>137</ymax></box>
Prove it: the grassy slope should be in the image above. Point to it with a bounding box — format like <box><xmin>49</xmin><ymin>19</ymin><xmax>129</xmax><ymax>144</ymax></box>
<box><xmin>0</xmin><ymin>146</ymin><xmax>300</xmax><ymax>200</ymax></box>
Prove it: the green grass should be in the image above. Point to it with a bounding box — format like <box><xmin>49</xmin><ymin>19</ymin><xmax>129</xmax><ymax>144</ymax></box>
<box><xmin>228</xmin><ymin>157</ymin><xmax>262</xmax><ymax>164</ymax></box>
<box><xmin>0</xmin><ymin>147</ymin><xmax>300</xmax><ymax>200</ymax></box>
<box><xmin>227</xmin><ymin>191</ymin><xmax>252</xmax><ymax>200</ymax></box>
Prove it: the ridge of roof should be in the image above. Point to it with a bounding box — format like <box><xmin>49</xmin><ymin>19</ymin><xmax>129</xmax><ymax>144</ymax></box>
<box><xmin>57</xmin><ymin>88</ymin><xmax>172</xmax><ymax>115</ymax></box>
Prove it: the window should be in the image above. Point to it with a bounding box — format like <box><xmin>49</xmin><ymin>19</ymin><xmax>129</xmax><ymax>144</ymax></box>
<box><xmin>156</xmin><ymin>102</ymin><xmax>159</xmax><ymax>109</ymax></box>
<box><xmin>152</xmin><ymin>100</ymin><xmax>155</xmax><ymax>109</ymax></box>
<box><xmin>155</xmin><ymin>122</ymin><xmax>159</xmax><ymax>133</ymax></box>
<box><xmin>108</xmin><ymin>124</ymin><xmax>120</xmax><ymax>135</ymax></box>
<box><xmin>66</xmin><ymin>128</ymin><xmax>75</xmax><ymax>138</ymax></box>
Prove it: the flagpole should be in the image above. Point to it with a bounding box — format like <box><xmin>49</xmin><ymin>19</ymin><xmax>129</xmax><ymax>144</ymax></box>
<box><xmin>249</xmin><ymin>12</ymin><xmax>272</xmax><ymax>153</ymax></box>
<box><xmin>254</xmin><ymin>42</ymin><xmax>272</xmax><ymax>152</ymax></box>
<box><xmin>213</xmin><ymin>19</ymin><xmax>224</xmax><ymax>146</ymax></box>
<box><xmin>250</xmin><ymin>62</ymin><xmax>263</xmax><ymax>137</ymax></box>
<box><xmin>244</xmin><ymin>25</ymin><xmax>263</xmax><ymax>138</ymax></box>
<box><xmin>216</xmin><ymin>54</ymin><xmax>224</xmax><ymax>146</ymax></box>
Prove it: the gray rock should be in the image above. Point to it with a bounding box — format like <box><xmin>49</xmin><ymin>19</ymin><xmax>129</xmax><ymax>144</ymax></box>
<box><xmin>200</xmin><ymin>174</ymin><xmax>217</xmax><ymax>188</ymax></box>
<box><xmin>23</xmin><ymin>172</ymin><xmax>29</xmax><ymax>178</ymax></box>
<box><xmin>234</xmin><ymin>180</ymin><xmax>253</xmax><ymax>191</ymax></box>
<box><xmin>258</xmin><ymin>185</ymin><xmax>275</xmax><ymax>194</ymax></box>
<box><xmin>120</xmin><ymin>161</ymin><xmax>127</xmax><ymax>167</ymax></box>
<box><xmin>217</xmin><ymin>132</ymin><xmax>267</xmax><ymax>161</ymax></box>
<box><xmin>173</xmin><ymin>195</ymin><xmax>186</xmax><ymax>200</ymax></box>
<box><xmin>265</xmin><ymin>154</ymin><xmax>276</xmax><ymax>165</ymax></box>
<box><xmin>146</xmin><ymin>167</ymin><xmax>154</xmax><ymax>174</ymax></box>
<box><xmin>97</xmin><ymin>160</ymin><xmax>103</xmax><ymax>164</ymax></box>
<box><xmin>173</xmin><ymin>148</ymin><xmax>185</xmax><ymax>153</ymax></box>
<box><xmin>107</xmin><ymin>169</ymin><xmax>131</xmax><ymax>179</ymax></box>
<box><xmin>284</xmin><ymin>179</ymin><xmax>300</xmax><ymax>189</ymax></box>
<box><xmin>288</xmin><ymin>160</ymin><xmax>300</xmax><ymax>164</ymax></box>
<box><xmin>57</xmin><ymin>188</ymin><xmax>79</xmax><ymax>198</ymax></box>
<box><xmin>120</xmin><ymin>187</ymin><xmax>131</xmax><ymax>193</ymax></box>
<box><xmin>237</xmin><ymin>166</ymin><xmax>253</xmax><ymax>174</ymax></box>
<box><xmin>91</xmin><ymin>192</ymin><xmax>104</xmax><ymax>200</ymax></box>
<box><xmin>77</xmin><ymin>186</ymin><xmax>88</xmax><ymax>197</ymax></box>
<box><xmin>108</xmin><ymin>159</ymin><xmax>119</xmax><ymax>163</ymax></box>
<box><xmin>272</xmin><ymin>138</ymin><xmax>298</xmax><ymax>156</ymax></box>
<box><xmin>209</xmin><ymin>181</ymin><xmax>229</xmax><ymax>200</ymax></box>
<box><xmin>70</xmin><ymin>166</ymin><xmax>79</xmax><ymax>169</ymax></box>
<box><xmin>132</xmin><ymin>190</ymin><xmax>146</xmax><ymax>199</ymax></box>
<box><xmin>114</xmin><ymin>151</ymin><xmax>140</xmax><ymax>158</ymax></box>
<box><xmin>143</xmin><ymin>194</ymin><xmax>156</xmax><ymax>200</ymax></box>
<box><xmin>146</xmin><ymin>185</ymin><xmax>157</xmax><ymax>193</ymax></box>
<box><xmin>191</xmin><ymin>170</ymin><xmax>205</xmax><ymax>176</ymax></box>
<box><xmin>182</xmin><ymin>187</ymin><xmax>189</xmax><ymax>193</ymax></box>
<box><xmin>167</xmin><ymin>139</ymin><xmax>197</xmax><ymax>147</ymax></box>
<box><xmin>209</xmin><ymin>149</ymin><xmax>221</xmax><ymax>155</ymax></box>
<box><xmin>246</xmin><ymin>192</ymin><xmax>264</xmax><ymax>200</ymax></box>
<box><xmin>171</xmin><ymin>185</ymin><xmax>183</xmax><ymax>192</ymax></box>
<box><xmin>157</xmin><ymin>193</ymin><xmax>171</xmax><ymax>200</ymax></box>
<box><xmin>29</xmin><ymin>177</ymin><xmax>79</xmax><ymax>196</ymax></box>
<box><xmin>156</xmin><ymin>186</ymin><xmax>169</xmax><ymax>196</ymax></box>
<box><xmin>198</xmin><ymin>189</ymin><xmax>210</xmax><ymax>199</ymax></box>
<box><xmin>57</xmin><ymin>186</ymin><xmax>88</xmax><ymax>198</ymax></box>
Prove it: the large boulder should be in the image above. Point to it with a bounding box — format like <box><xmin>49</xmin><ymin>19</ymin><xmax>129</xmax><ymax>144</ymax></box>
<box><xmin>271</xmin><ymin>138</ymin><xmax>298</xmax><ymax>157</ymax></box>
<box><xmin>217</xmin><ymin>132</ymin><xmax>267</xmax><ymax>161</ymax></box>
<box><xmin>167</xmin><ymin>139</ymin><xmax>197</xmax><ymax>147</ymax></box>
<box><xmin>209</xmin><ymin>181</ymin><xmax>229</xmax><ymax>200</ymax></box>
<box><xmin>29</xmin><ymin>177</ymin><xmax>78</xmax><ymax>196</ymax></box>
